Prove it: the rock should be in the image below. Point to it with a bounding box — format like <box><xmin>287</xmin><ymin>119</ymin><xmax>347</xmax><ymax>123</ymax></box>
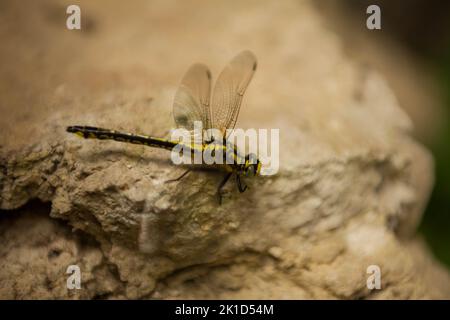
<box><xmin>0</xmin><ymin>0</ymin><xmax>449</xmax><ymax>299</ymax></box>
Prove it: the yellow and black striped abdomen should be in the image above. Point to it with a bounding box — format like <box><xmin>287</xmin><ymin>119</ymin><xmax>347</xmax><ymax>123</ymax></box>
<box><xmin>66</xmin><ymin>126</ymin><xmax>177</xmax><ymax>150</ymax></box>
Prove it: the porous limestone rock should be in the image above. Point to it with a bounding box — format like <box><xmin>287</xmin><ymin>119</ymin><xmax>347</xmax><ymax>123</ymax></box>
<box><xmin>1</xmin><ymin>0</ymin><xmax>449</xmax><ymax>299</ymax></box>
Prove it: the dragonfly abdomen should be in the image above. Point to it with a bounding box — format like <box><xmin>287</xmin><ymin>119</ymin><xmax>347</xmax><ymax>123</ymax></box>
<box><xmin>66</xmin><ymin>126</ymin><xmax>177</xmax><ymax>150</ymax></box>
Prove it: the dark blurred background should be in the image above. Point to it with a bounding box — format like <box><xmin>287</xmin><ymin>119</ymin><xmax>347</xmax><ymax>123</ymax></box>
<box><xmin>340</xmin><ymin>0</ymin><xmax>450</xmax><ymax>268</ymax></box>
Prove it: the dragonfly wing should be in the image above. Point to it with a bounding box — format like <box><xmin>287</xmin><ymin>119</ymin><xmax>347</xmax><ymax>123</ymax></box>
<box><xmin>211</xmin><ymin>50</ymin><xmax>257</xmax><ymax>138</ymax></box>
<box><xmin>173</xmin><ymin>63</ymin><xmax>212</xmax><ymax>132</ymax></box>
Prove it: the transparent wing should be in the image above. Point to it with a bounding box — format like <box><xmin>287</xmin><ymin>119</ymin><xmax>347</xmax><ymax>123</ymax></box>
<box><xmin>173</xmin><ymin>63</ymin><xmax>212</xmax><ymax>131</ymax></box>
<box><xmin>211</xmin><ymin>50</ymin><xmax>257</xmax><ymax>138</ymax></box>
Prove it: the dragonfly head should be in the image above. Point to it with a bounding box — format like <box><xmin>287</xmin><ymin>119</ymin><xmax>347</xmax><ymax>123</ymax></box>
<box><xmin>243</xmin><ymin>153</ymin><xmax>261</xmax><ymax>177</ymax></box>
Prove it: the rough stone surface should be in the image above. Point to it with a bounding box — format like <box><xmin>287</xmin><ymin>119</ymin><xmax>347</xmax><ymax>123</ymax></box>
<box><xmin>1</xmin><ymin>0</ymin><xmax>449</xmax><ymax>299</ymax></box>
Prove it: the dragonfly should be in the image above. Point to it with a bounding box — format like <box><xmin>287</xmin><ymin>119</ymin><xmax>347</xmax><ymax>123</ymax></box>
<box><xmin>67</xmin><ymin>50</ymin><xmax>261</xmax><ymax>203</ymax></box>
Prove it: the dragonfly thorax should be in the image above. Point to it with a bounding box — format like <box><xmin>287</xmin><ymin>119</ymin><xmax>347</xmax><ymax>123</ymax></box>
<box><xmin>238</xmin><ymin>153</ymin><xmax>261</xmax><ymax>177</ymax></box>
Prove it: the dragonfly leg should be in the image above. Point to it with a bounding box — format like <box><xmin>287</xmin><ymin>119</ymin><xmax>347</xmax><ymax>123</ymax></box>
<box><xmin>217</xmin><ymin>172</ymin><xmax>233</xmax><ymax>204</ymax></box>
<box><xmin>236</xmin><ymin>174</ymin><xmax>248</xmax><ymax>193</ymax></box>
<box><xmin>165</xmin><ymin>168</ymin><xmax>192</xmax><ymax>183</ymax></box>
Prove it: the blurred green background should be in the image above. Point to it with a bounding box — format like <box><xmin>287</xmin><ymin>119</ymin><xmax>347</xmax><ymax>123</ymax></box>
<box><xmin>421</xmin><ymin>48</ymin><xmax>450</xmax><ymax>268</ymax></box>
